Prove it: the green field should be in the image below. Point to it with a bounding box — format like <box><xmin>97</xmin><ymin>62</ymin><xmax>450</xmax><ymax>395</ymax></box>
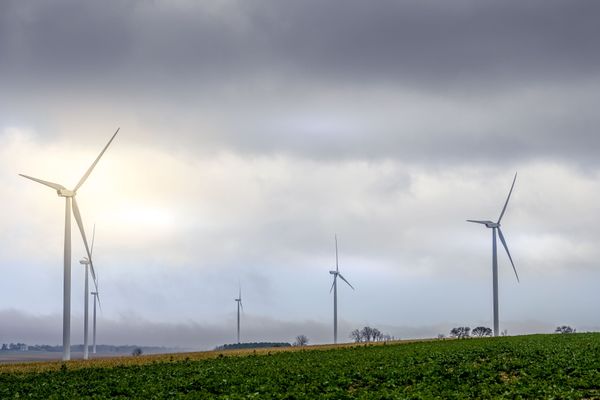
<box><xmin>1</xmin><ymin>334</ymin><xmax>599</xmax><ymax>399</ymax></box>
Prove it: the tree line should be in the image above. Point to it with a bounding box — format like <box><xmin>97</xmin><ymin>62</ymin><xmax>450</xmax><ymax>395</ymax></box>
<box><xmin>441</xmin><ymin>325</ymin><xmax>577</xmax><ymax>339</ymax></box>
<box><xmin>349</xmin><ymin>326</ymin><xmax>395</xmax><ymax>343</ymax></box>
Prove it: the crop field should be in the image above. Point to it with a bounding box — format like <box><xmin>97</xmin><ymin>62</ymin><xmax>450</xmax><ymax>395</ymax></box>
<box><xmin>1</xmin><ymin>333</ymin><xmax>599</xmax><ymax>399</ymax></box>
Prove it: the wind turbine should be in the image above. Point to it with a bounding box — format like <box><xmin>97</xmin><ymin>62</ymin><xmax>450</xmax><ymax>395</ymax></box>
<box><xmin>79</xmin><ymin>224</ymin><xmax>100</xmax><ymax>360</ymax></box>
<box><xmin>20</xmin><ymin>128</ymin><xmax>119</xmax><ymax>361</ymax></box>
<box><xmin>234</xmin><ymin>286</ymin><xmax>243</xmax><ymax>344</ymax></box>
<box><xmin>91</xmin><ymin>284</ymin><xmax>101</xmax><ymax>354</ymax></box>
<box><xmin>87</xmin><ymin>226</ymin><xmax>103</xmax><ymax>355</ymax></box>
<box><xmin>467</xmin><ymin>172</ymin><xmax>519</xmax><ymax>337</ymax></box>
<box><xmin>329</xmin><ymin>235</ymin><xmax>354</xmax><ymax>344</ymax></box>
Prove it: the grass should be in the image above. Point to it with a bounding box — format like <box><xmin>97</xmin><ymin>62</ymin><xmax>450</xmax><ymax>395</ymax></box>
<box><xmin>1</xmin><ymin>334</ymin><xmax>599</xmax><ymax>399</ymax></box>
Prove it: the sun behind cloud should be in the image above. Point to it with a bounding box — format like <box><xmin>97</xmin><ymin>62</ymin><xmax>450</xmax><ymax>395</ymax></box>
<box><xmin>103</xmin><ymin>204</ymin><xmax>177</xmax><ymax>230</ymax></box>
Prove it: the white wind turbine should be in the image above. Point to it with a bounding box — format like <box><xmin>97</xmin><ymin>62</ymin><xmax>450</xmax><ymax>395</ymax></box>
<box><xmin>467</xmin><ymin>172</ymin><xmax>520</xmax><ymax>337</ymax></box>
<box><xmin>79</xmin><ymin>224</ymin><xmax>101</xmax><ymax>360</ymax></box>
<box><xmin>234</xmin><ymin>286</ymin><xmax>243</xmax><ymax>344</ymax></box>
<box><xmin>90</xmin><ymin>280</ymin><xmax>101</xmax><ymax>354</ymax></box>
<box><xmin>20</xmin><ymin>128</ymin><xmax>119</xmax><ymax>361</ymax></box>
<box><xmin>329</xmin><ymin>235</ymin><xmax>354</xmax><ymax>344</ymax></box>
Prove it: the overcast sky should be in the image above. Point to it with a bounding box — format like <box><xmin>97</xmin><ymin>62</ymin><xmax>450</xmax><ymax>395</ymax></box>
<box><xmin>1</xmin><ymin>0</ymin><xmax>600</xmax><ymax>350</ymax></box>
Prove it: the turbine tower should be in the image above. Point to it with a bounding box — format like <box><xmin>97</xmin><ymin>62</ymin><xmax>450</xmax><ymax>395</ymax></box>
<box><xmin>91</xmin><ymin>286</ymin><xmax>101</xmax><ymax>354</ymax></box>
<box><xmin>20</xmin><ymin>128</ymin><xmax>119</xmax><ymax>361</ymax></box>
<box><xmin>79</xmin><ymin>224</ymin><xmax>98</xmax><ymax>360</ymax></box>
<box><xmin>89</xmin><ymin>226</ymin><xmax>102</xmax><ymax>355</ymax></box>
<box><xmin>329</xmin><ymin>235</ymin><xmax>354</xmax><ymax>344</ymax></box>
<box><xmin>234</xmin><ymin>286</ymin><xmax>243</xmax><ymax>344</ymax></box>
<box><xmin>467</xmin><ymin>172</ymin><xmax>520</xmax><ymax>337</ymax></box>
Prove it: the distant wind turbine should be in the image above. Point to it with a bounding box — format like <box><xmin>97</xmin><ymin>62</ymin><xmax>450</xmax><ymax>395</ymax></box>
<box><xmin>329</xmin><ymin>235</ymin><xmax>354</xmax><ymax>344</ymax></box>
<box><xmin>20</xmin><ymin>128</ymin><xmax>119</xmax><ymax>361</ymax></box>
<box><xmin>80</xmin><ymin>224</ymin><xmax>101</xmax><ymax>360</ymax></box>
<box><xmin>234</xmin><ymin>286</ymin><xmax>243</xmax><ymax>344</ymax></box>
<box><xmin>467</xmin><ymin>172</ymin><xmax>520</xmax><ymax>337</ymax></box>
<box><xmin>91</xmin><ymin>284</ymin><xmax>101</xmax><ymax>354</ymax></box>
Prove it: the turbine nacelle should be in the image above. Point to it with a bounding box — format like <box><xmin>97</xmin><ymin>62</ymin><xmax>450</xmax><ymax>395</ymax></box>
<box><xmin>57</xmin><ymin>188</ymin><xmax>76</xmax><ymax>197</ymax></box>
<box><xmin>329</xmin><ymin>270</ymin><xmax>337</xmax><ymax>275</ymax></box>
<box><xmin>79</xmin><ymin>258</ymin><xmax>89</xmax><ymax>265</ymax></box>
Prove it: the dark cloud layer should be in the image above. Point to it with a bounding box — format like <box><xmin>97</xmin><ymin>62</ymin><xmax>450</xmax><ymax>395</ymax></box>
<box><xmin>2</xmin><ymin>1</ymin><xmax>600</xmax><ymax>165</ymax></box>
<box><xmin>2</xmin><ymin>1</ymin><xmax>598</xmax><ymax>166</ymax></box>
<box><xmin>2</xmin><ymin>0</ymin><xmax>600</xmax><ymax>88</ymax></box>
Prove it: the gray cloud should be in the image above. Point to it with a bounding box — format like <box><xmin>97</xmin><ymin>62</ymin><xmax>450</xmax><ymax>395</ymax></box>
<box><xmin>2</xmin><ymin>0</ymin><xmax>600</xmax><ymax>166</ymax></box>
<box><xmin>3</xmin><ymin>0</ymin><xmax>600</xmax><ymax>88</ymax></box>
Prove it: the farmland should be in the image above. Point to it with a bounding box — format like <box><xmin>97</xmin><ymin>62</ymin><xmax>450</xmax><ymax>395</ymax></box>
<box><xmin>1</xmin><ymin>333</ymin><xmax>599</xmax><ymax>399</ymax></box>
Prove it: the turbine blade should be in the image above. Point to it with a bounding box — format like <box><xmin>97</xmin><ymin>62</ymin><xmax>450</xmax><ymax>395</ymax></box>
<box><xmin>329</xmin><ymin>276</ymin><xmax>336</xmax><ymax>293</ymax></box>
<box><xmin>90</xmin><ymin>265</ymin><xmax>98</xmax><ymax>292</ymax></box>
<box><xmin>72</xmin><ymin>198</ymin><xmax>99</xmax><ymax>292</ymax></box>
<box><xmin>96</xmin><ymin>292</ymin><xmax>103</xmax><ymax>312</ymax></box>
<box><xmin>74</xmin><ymin>128</ymin><xmax>119</xmax><ymax>192</ymax></box>
<box><xmin>90</xmin><ymin>224</ymin><xmax>96</xmax><ymax>257</ymax></box>
<box><xmin>498</xmin><ymin>228</ymin><xmax>519</xmax><ymax>282</ymax></box>
<box><xmin>240</xmin><ymin>301</ymin><xmax>244</xmax><ymax>312</ymax></box>
<box><xmin>94</xmin><ymin>263</ymin><xmax>102</xmax><ymax>312</ymax></box>
<box><xmin>335</xmin><ymin>234</ymin><xmax>339</xmax><ymax>273</ymax></box>
<box><xmin>466</xmin><ymin>220</ymin><xmax>492</xmax><ymax>225</ymax></box>
<box><xmin>498</xmin><ymin>172</ymin><xmax>517</xmax><ymax>223</ymax></box>
<box><xmin>19</xmin><ymin>174</ymin><xmax>65</xmax><ymax>191</ymax></box>
<box><xmin>338</xmin><ymin>273</ymin><xmax>355</xmax><ymax>290</ymax></box>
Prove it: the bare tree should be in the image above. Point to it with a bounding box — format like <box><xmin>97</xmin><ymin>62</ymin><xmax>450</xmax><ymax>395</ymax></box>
<box><xmin>294</xmin><ymin>335</ymin><xmax>309</xmax><ymax>346</ymax></box>
<box><xmin>132</xmin><ymin>347</ymin><xmax>143</xmax><ymax>356</ymax></box>
<box><xmin>361</xmin><ymin>326</ymin><xmax>375</xmax><ymax>342</ymax></box>
<box><xmin>372</xmin><ymin>328</ymin><xmax>382</xmax><ymax>342</ymax></box>
<box><xmin>450</xmin><ymin>327</ymin><xmax>471</xmax><ymax>339</ymax></box>
<box><xmin>350</xmin><ymin>329</ymin><xmax>362</xmax><ymax>343</ymax></box>
<box><xmin>555</xmin><ymin>326</ymin><xmax>576</xmax><ymax>334</ymax></box>
<box><xmin>472</xmin><ymin>327</ymin><xmax>493</xmax><ymax>337</ymax></box>
<box><xmin>351</xmin><ymin>327</ymin><xmax>393</xmax><ymax>343</ymax></box>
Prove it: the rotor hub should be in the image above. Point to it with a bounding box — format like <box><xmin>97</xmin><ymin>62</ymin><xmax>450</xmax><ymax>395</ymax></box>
<box><xmin>57</xmin><ymin>189</ymin><xmax>75</xmax><ymax>197</ymax></box>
